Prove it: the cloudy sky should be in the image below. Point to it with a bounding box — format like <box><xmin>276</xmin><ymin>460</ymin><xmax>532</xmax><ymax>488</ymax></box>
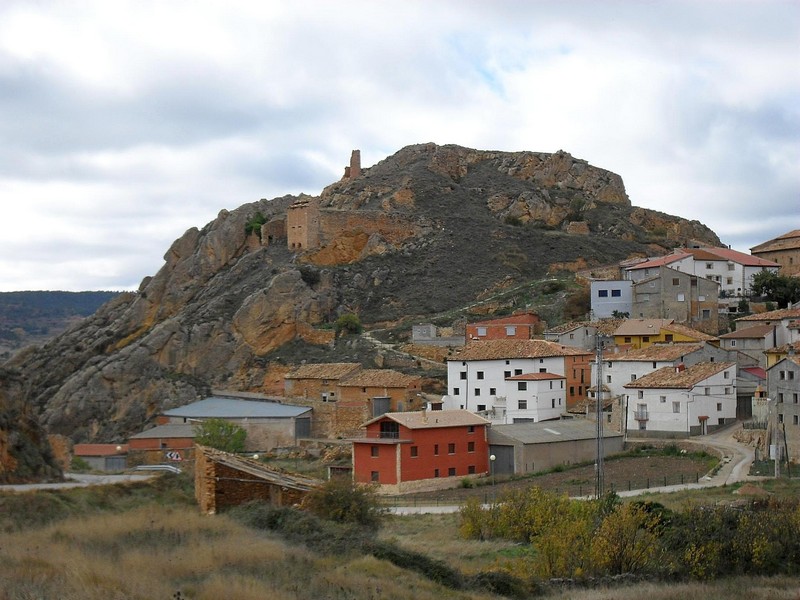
<box><xmin>1</xmin><ymin>1</ymin><xmax>797</xmax><ymax>292</ymax></box>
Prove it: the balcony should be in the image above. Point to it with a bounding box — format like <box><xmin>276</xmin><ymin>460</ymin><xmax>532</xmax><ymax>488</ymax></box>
<box><xmin>634</xmin><ymin>408</ymin><xmax>649</xmax><ymax>421</ymax></box>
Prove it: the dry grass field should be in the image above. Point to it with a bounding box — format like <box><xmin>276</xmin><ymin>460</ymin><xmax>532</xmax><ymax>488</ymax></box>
<box><xmin>1</xmin><ymin>473</ymin><xmax>799</xmax><ymax>599</ymax></box>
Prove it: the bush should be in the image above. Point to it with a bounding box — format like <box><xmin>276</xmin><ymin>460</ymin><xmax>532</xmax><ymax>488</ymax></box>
<box><xmin>335</xmin><ymin>313</ymin><xmax>363</xmax><ymax>336</ymax></box>
<box><xmin>194</xmin><ymin>419</ymin><xmax>247</xmax><ymax>453</ymax></box>
<box><xmin>301</xmin><ymin>477</ymin><xmax>385</xmax><ymax>530</ymax></box>
<box><xmin>244</xmin><ymin>212</ymin><xmax>267</xmax><ymax>238</ymax></box>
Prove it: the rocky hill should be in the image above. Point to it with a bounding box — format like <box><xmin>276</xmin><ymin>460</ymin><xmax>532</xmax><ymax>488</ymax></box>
<box><xmin>0</xmin><ymin>143</ymin><xmax>720</xmax><ymax>482</ymax></box>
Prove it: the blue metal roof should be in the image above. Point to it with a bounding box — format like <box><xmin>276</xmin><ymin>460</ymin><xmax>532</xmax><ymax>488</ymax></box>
<box><xmin>163</xmin><ymin>397</ymin><xmax>311</xmax><ymax>419</ymax></box>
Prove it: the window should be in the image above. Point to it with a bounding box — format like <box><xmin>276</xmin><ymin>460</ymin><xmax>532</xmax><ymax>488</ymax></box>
<box><xmin>672</xmin><ymin>278</ymin><xmax>680</xmax><ymax>286</ymax></box>
<box><xmin>489</xmin><ymin>387</ymin><xmax>496</xmax><ymax>395</ymax></box>
<box><xmin>460</xmin><ymin>371</ymin><xmax>467</xmax><ymax>380</ymax></box>
<box><xmin>506</xmin><ymin>326</ymin><xmax>516</xmax><ymax>336</ymax></box>
<box><xmin>779</xmin><ymin>393</ymin><xmax>784</xmax><ymax>403</ymax></box>
<box><xmin>702</xmin><ymin>309</ymin><xmax>711</xmax><ymax>319</ymax></box>
<box><xmin>794</xmin><ymin>393</ymin><xmax>798</xmax><ymax>404</ymax></box>
<box><xmin>551</xmin><ymin>398</ymin><xmax>556</xmax><ymax>408</ymax></box>
<box><xmin>794</xmin><ymin>415</ymin><xmax>799</xmax><ymax>426</ymax></box>
<box><xmin>730</xmin><ymin>340</ymin><xmax>736</xmax><ymax>347</ymax></box>
<box><xmin>706</xmin><ymin>262</ymin><xmax>714</xmax><ymax>269</ymax></box>
<box><xmin>477</xmin><ymin>371</ymin><xmax>484</xmax><ymax>380</ymax></box>
<box><xmin>518</xmin><ymin>382</ymin><xmax>527</xmax><ymax>391</ymax></box>
<box><xmin>518</xmin><ymin>399</ymin><xmax>527</xmax><ymax>410</ymax></box>
<box><xmin>410</xmin><ymin>446</ymin><xmax>418</xmax><ymax>457</ymax></box>
<box><xmin>643</xmin><ymin>336</ymin><xmax>650</xmax><ymax>343</ymax></box>
<box><xmin>474</xmin><ymin>388</ymin><xmax>481</xmax><ymax>396</ymax></box>
<box><xmin>371</xmin><ymin>471</ymin><xmax>379</xmax><ymax>482</ymax></box>
<box><xmin>453</xmin><ymin>387</ymin><xmax>460</xmax><ymax>396</ymax></box>
<box><xmin>448</xmin><ymin>443</ymin><xmax>455</xmax><ymax>454</ymax></box>
<box><xmin>434</xmin><ymin>468</ymin><xmax>440</xmax><ymax>478</ymax></box>
<box><xmin>468</xmin><ymin>425</ymin><xmax>475</xmax><ymax>433</ymax></box>
<box><xmin>514</xmin><ymin>369</ymin><xmax>523</xmax><ymax>376</ymax></box>
<box><xmin>725</xmin><ymin>387</ymin><xmax>731</xmax><ymax>395</ymax></box>
<box><xmin>607</xmin><ymin>375</ymin><xmax>612</xmax><ymax>383</ymax></box>
<box><xmin>677</xmin><ymin>293</ymin><xmax>685</xmax><ymax>302</ymax></box>
<box><xmin>638</xmin><ymin>390</ymin><xmax>644</xmax><ymax>399</ymax></box>
<box><xmin>371</xmin><ymin>446</ymin><xmax>379</xmax><ymax>457</ymax></box>
<box><xmin>434</xmin><ymin>444</ymin><xmax>439</xmax><ymax>455</ymax></box>
<box><xmin>723</xmin><ymin>371</ymin><xmax>729</xmax><ymax>379</ymax></box>
<box><xmin>631</xmin><ymin>374</ymin><xmax>637</xmax><ymax>382</ymax></box>
<box><xmin>504</xmin><ymin>370</ymin><xmax>511</xmax><ymax>378</ymax></box>
<box><xmin>448</xmin><ymin>467</ymin><xmax>456</xmax><ymax>476</ymax></box>
<box><xmin>611</xmin><ymin>289</ymin><xmax>621</xmax><ymax>297</ymax></box>
<box><xmin>468</xmin><ymin>465</ymin><xmax>476</xmax><ymax>474</ymax></box>
<box><xmin>704</xmin><ymin>387</ymin><xmax>710</xmax><ymax>395</ymax></box>
<box><xmin>790</xmin><ymin>371</ymin><xmax>795</xmax><ymax>380</ymax></box>
<box><xmin>726</xmin><ymin>277</ymin><xmax>733</xmax><ymax>285</ymax></box>
<box><xmin>673</xmin><ymin>402</ymin><xmax>680</xmax><ymax>413</ymax></box>
<box><xmin>778</xmin><ymin>413</ymin><xmax>784</xmax><ymax>423</ymax></box>
<box><xmin>570</xmin><ymin>386</ymin><xmax>575</xmax><ymax>395</ymax></box>
<box><xmin>468</xmin><ymin>441</ymin><xmax>475</xmax><ymax>452</ymax></box>
<box><xmin>665</xmin><ymin>334</ymin><xmax>673</xmax><ymax>342</ymax></box>
<box><xmin>728</xmin><ymin>263</ymin><xmax>735</xmax><ymax>271</ymax></box>
<box><xmin>624</xmin><ymin>337</ymin><xmax>632</xmax><ymax>343</ymax></box>
<box><xmin>477</xmin><ymin>404</ymin><xmax>486</xmax><ymax>412</ymax></box>
<box><xmin>717</xmin><ymin>403</ymin><xmax>723</xmax><ymax>412</ymax></box>
<box><xmin>539</xmin><ymin>368</ymin><xmax>547</xmax><ymax>373</ymax></box>
<box><xmin>598</xmin><ymin>289</ymin><xmax>609</xmax><ymax>297</ymax></box>
<box><xmin>477</xmin><ymin>327</ymin><xmax>487</xmax><ymax>337</ymax></box>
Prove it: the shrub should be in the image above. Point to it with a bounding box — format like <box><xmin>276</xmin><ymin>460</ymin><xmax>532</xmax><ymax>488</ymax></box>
<box><xmin>301</xmin><ymin>477</ymin><xmax>385</xmax><ymax>530</ymax></box>
<box><xmin>244</xmin><ymin>212</ymin><xmax>267</xmax><ymax>238</ymax></box>
<box><xmin>335</xmin><ymin>313</ymin><xmax>363</xmax><ymax>336</ymax></box>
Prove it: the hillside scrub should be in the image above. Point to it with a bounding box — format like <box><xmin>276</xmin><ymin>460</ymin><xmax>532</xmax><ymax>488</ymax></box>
<box><xmin>459</xmin><ymin>487</ymin><xmax>800</xmax><ymax>582</ymax></box>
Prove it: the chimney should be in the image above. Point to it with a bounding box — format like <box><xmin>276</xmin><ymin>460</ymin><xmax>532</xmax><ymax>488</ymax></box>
<box><xmin>675</xmin><ymin>363</ymin><xmax>686</xmax><ymax>373</ymax></box>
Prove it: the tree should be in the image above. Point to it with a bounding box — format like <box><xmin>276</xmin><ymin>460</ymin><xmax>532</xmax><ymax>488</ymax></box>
<box><xmin>335</xmin><ymin>313</ymin><xmax>362</xmax><ymax>336</ymax></box>
<box><xmin>750</xmin><ymin>271</ymin><xmax>800</xmax><ymax>308</ymax></box>
<box><xmin>194</xmin><ymin>418</ymin><xmax>247</xmax><ymax>453</ymax></box>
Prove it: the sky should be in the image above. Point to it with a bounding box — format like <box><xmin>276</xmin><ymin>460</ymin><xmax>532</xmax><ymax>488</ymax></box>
<box><xmin>0</xmin><ymin>1</ymin><xmax>798</xmax><ymax>292</ymax></box>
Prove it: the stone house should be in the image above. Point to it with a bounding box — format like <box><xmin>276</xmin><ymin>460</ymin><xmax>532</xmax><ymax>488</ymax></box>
<box><xmin>734</xmin><ymin>307</ymin><xmax>800</xmax><ymax>348</ymax></box>
<box><xmin>195</xmin><ymin>446</ymin><xmax>321</xmax><ymax>515</ymax></box>
<box><xmin>284</xmin><ymin>362</ymin><xmax>362</xmax><ymax>402</ymax></box>
<box><xmin>624</xmin><ymin>362</ymin><xmax>737</xmax><ymax>438</ymax></box>
<box><xmin>336</xmin><ymin>369</ymin><xmax>423</xmax><ymax>415</ymax></box>
<box><xmin>465</xmin><ymin>312</ymin><xmax>542</xmax><ymax>342</ymax></box>
<box><xmin>351</xmin><ymin>410</ymin><xmax>490</xmax><ymax>494</ymax></box>
<box><xmin>719</xmin><ymin>324</ymin><xmax>778</xmax><ymax>368</ymax></box>
<box><xmin>768</xmin><ymin>355</ymin><xmax>800</xmax><ymax>462</ymax></box>
<box><xmin>630</xmin><ymin>266</ymin><xmax>720</xmax><ymax>334</ymax></box>
<box><xmin>544</xmin><ymin>319</ymin><xmax>621</xmax><ymax>351</ymax></box>
<box><xmin>750</xmin><ymin>229</ymin><xmax>800</xmax><ymax>277</ymax></box>
<box><xmin>443</xmin><ymin>339</ymin><xmax>593</xmax><ymax>416</ymax></box>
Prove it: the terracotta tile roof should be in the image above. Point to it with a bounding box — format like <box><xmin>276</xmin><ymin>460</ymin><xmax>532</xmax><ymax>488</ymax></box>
<box><xmin>736</xmin><ymin>308</ymin><xmax>800</xmax><ymax>322</ymax></box>
<box><xmin>685</xmin><ymin>246</ymin><xmax>779</xmax><ymax>267</ymax></box>
<box><xmin>339</xmin><ymin>369</ymin><xmax>420</xmax><ymax>388</ymax></box>
<box><xmin>606</xmin><ymin>342</ymin><xmax>704</xmax><ymax>362</ymax></box>
<box><xmin>766</xmin><ymin>341</ymin><xmax>800</xmax><ymax>354</ymax></box>
<box><xmin>661</xmin><ymin>322</ymin><xmax>716</xmax><ymax>341</ymax></box>
<box><xmin>545</xmin><ymin>321</ymin><xmax>588</xmax><ymax>335</ymax></box>
<box><xmin>719</xmin><ymin>324</ymin><xmax>775</xmax><ymax>339</ymax></box>
<box><xmin>751</xmin><ymin>229</ymin><xmax>800</xmax><ymax>253</ymax></box>
<box><xmin>614</xmin><ymin>318</ymin><xmax>674</xmax><ymax>336</ymax></box>
<box><xmin>568</xmin><ymin>396</ymin><xmax>614</xmax><ymax>413</ymax></box>
<box><xmin>624</xmin><ymin>362</ymin><xmax>735</xmax><ymax>389</ymax></box>
<box><xmin>363</xmin><ymin>409</ymin><xmax>490</xmax><ymax>429</ymax></box>
<box><xmin>450</xmin><ymin>339</ymin><xmax>591</xmax><ymax>361</ymax></box>
<box><xmin>507</xmin><ymin>372</ymin><xmax>566</xmax><ymax>381</ymax></box>
<box><xmin>625</xmin><ymin>253</ymin><xmax>689</xmax><ymax>270</ymax></box>
<box><xmin>285</xmin><ymin>362</ymin><xmax>362</xmax><ymax>380</ymax></box>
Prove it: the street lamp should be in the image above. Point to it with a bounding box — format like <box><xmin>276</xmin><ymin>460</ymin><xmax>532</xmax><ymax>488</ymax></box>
<box><xmin>489</xmin><ymin>454</ymin><xmax>496</xmax><ymax>503</ymax></box>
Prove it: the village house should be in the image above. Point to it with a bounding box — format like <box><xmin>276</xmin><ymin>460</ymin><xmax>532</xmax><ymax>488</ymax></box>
<box><xmin>283</xmin><ymin>362</ymin><xmax>362</xmax><ymax>402</ymax></box>
<box><xmin>750</xmin><ymin>229</ymin><xmax>800</xmax><ymax>277</ymax></box>
<box><xmin>543</xmin><ymin>319</ymin><xmax>621</xmax><ymax>351</ymax></box>
<box><xmin>72</xmin><ymin>444</ymin><xmax>129</xmax><ymax>472</ymax></box>
<box><xmin>488</xmin><ymin>419</ymin><xmax>624</xmax><ymax>476</ymax></box>
<box><xmin>765</xmin><ymin>341</ymin><xmax>800</xmax><ymax>369</ymax></box>
<box><xmin>500</xmin><ymin>372</ymin><xmax>567</xmax><ymax>423</ymax></box>
<box><xmin>623</xmin><ymin>247</ymin><xmax>779</xmax><ymax>301</ymax></box>
<box><xmin>443</xmin><ymin>339</ymin><xmax>592</xmax><ymax>417</ymax></box>
<box><xmin>768</xmin><ymin>354</ymin><xmax>800</xmax><ymax>462</ymax></box>
<box><xmin>590</xmin><ymin>280</ymin><xmax>633</xmax><ymax>318</ymax></box>
<box><xmin>719</xmin><ymin>324</ymin><xmax>779</xmax><ymax>368</ymax></box>
<box><xmin>351</xmin><ymin>410</ymin><xmax>490</xmax><ymax>494</ymax></box>
<box><xmin>733</xmin><ymin>307</ymin><xmax>800</xmax><ymax>349</ymax></box>
<box><xmin>624</xmin><ymin>361</ymin><xmax>737</xmax><ymax>438</ymax></box>
<box><xmin>128</xmin><ymin>423</ymin><xmax>196</xmax><ymax>465</ymax></box>
<box><xmin>335</xmin><ymin>368</ymin><xmax>424</xmax><ymax>415</ymax></box>
<box><xmin>465</xmin><ymin>312</ymin><xmax>542</xmax><ymax>341</ymax></box>
<box><xmin>612</xmin><ymin>318</ymin><xmax>716</xmax><ymax>350</ymax></box>
<box><xmin>411</xmin><ymin>322</ymin><xmax>465</xmax><ymax>347</ymax></box>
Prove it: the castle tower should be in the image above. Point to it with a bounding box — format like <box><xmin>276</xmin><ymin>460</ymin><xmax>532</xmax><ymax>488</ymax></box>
<box><xmin>349</xmin><ymin>149</ymin><xmax>361</xmax><ymax>179</ymax></box>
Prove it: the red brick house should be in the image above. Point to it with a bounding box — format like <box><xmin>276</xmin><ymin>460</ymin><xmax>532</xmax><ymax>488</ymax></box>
<box><xmin>351</xmin><ymin>410</ymin><xmax>490</xmax><ymax>494</ymax></box>
<box><xmin>466</xmin><ymin>312</ymin><xmax>542</xmax><ymax>342</ymax></box>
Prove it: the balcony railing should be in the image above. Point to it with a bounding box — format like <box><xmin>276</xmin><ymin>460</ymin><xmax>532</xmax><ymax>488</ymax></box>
<box><xmin>634</xmin><ymin>409</ymin><xmax>649</xmax><ymax>421</ymax></box>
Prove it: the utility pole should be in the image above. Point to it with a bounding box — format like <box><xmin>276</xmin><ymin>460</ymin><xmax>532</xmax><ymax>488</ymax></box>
<box><xmin>595</xmin><ymin>335</ymin><xmax>605</xmax><ymax>499</ymax></box>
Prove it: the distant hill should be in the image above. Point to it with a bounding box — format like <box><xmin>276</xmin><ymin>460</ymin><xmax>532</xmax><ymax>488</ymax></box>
<box><xmin>0</xmin><ymin>143</ymin><xmax>722</xmax><ymax>482</ymax></box>
<box><xmin>0</xmin><ymin>291</ymin><xmax>120</xmax><ymax>359</ymax></box>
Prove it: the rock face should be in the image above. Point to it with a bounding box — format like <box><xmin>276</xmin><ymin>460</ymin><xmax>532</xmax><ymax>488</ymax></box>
<box><xmin>0</xmin><ymin>143</ymin><xmax>721</xmax><ymax>479</ymax></box>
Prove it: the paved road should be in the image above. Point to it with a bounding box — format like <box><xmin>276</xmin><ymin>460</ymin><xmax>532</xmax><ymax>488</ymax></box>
<box><xmin>0</xmin><ymin>472</ymin><xmax>153</xmax><ymax>493</ymax></box>
<box><xmin>390</xmin><ymin>423</ymin><xmax>764</xmax><ymax>514</ymax></box>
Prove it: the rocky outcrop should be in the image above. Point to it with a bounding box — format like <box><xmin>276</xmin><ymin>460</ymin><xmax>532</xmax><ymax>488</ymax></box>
<box><xmin>0</xmin><ymin>143</ymin><xmax>723</xmax><ymax>479</ymax></box>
